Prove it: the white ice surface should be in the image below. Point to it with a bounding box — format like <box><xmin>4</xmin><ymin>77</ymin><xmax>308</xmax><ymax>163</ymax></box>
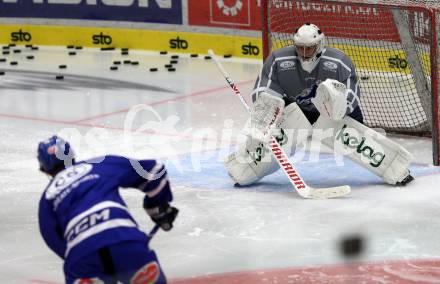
<box><xmin>0</xmin><ymin>46</ymin><xmax>439</xmax><ymax>283</ymax></box>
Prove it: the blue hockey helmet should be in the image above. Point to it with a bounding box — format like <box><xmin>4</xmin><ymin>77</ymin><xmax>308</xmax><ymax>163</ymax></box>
<box><xmin>37</xmin><ymin>135</ymin><xmax>75</xmax><ymax>174</ymax></box>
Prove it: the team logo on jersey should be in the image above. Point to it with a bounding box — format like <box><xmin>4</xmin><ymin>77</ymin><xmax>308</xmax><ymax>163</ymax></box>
<box><xmin>296</xmin><ymin>87</ymin><xmax>315</xmax><ymax>106</ymax></box>
<box><xmin>45</xmin><ymin>163</ymin><xmax>93</xmax><ymax>200</ymax></box>
<box><xmin>131</xmin><ymin>261</ymin><xmax>160</xmax><ymax>284</ymax></box>
<box><xmin>279</xmin><ymin>60</ymin><xmax>296</xmax><ymax>71</ymax></box>
<box><xmin>323</xmin><ymin>61</ymin><xmax>338</xmax><ymax>72</ymax></box>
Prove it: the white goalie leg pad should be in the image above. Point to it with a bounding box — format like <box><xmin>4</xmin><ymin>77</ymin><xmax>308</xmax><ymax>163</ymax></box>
<box><xmin>275</xmin><ymin>102</ymin><xmax>313</xmax><ymax>155</ymax></box>
<box><xmin>223</xmin><ymin>149</ymin><xmax>279</xmax><ymax>186</ymax></box>
<box><xmin>224</xmin><ymin>103</ymin><xmax>313</xmax><ymax>185</ymax></box>
<box><xmin>311</xmin><ymin>79</ymin><xmax>348</xmax><ymax>121</ymax></box>
<box><xmin>314</xmin><ymin>115</ymin><xmax>413</xmax><ymax>185</ymax></box>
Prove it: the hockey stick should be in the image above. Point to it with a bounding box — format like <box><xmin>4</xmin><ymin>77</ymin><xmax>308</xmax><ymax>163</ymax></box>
<box><xmin>146</xmin><ymin>224</ymin><xmax>161</xmax><ymax>244</ymax></box>
<box><xmin>148</xmin><ymin>224</ymin><xmax>160</xmax><ymax>238</ymax></box>
<box><xmin>208</xmin><ymin>49</ymin><xmax>351</xmax><ymax>199</ymax></box>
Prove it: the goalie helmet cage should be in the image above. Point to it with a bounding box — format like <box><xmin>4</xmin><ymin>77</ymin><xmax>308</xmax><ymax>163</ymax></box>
<box><xmin>261</xmin><ymin>0</ymin><xmax>440</xmax><ymax>166</ymax></box>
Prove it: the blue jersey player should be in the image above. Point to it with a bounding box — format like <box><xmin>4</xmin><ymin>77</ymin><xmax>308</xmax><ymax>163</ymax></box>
<box><xmin>37</xmin><ymin>135</ymin><xmax>178</xmax><ymax>284</ymax></box>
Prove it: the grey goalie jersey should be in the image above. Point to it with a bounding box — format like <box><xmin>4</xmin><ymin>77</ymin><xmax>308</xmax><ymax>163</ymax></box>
<box><xmin>252</xmin><ymin>46</ymin><xmax>361</xmax><ymax>114</ymax></box>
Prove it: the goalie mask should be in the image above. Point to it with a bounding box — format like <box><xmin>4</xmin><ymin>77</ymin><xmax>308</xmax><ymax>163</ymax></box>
<box><xmin>293</xmin><ymin>23</ymin><xmax>325</xmax><ymax>73</ymax></box>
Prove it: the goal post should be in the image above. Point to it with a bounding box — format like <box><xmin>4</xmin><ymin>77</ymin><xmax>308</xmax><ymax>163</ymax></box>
<box><xmin>432</xmin><ymin>9</ymin><xmax>440</xmax><ymax>166</ymax></box>
<box><xmin>261</xmin><ymin>0</ymin><xmax>440</xmax><ymax>165</ymax></box>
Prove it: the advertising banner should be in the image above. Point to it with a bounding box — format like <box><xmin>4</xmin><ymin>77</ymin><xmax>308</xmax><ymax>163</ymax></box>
<box><xmin>188</xmin><ymin>0</ymin><xmax>262</xmax><ymax>30</ymax></box>
<box><xmin>0</xmin><ymin>0</ymin><xmax>182</xmax><ymax>24</ymax></box>
<box><xmin>0</xmin><ymin>24</ymin><xmax>263</xmax><ymax>59</ymax></box>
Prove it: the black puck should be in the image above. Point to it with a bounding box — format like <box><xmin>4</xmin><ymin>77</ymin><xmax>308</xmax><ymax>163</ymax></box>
<box><xmin>131</xmin><ymin>61</ymin><xmax>139</xmax><ymax>65</ymax></box>
<box><xmin>2</xmin><ymin>51</ymin><xmax>10</xmax><ymax>55</ymax></box>
<box><xmin>160</xmin><ymin>51</ymin><xmax>167</xmax><ymax>55</ymax></box>
<box><xmin>170</xmin><ymin>60</ymin><xmax>178</xmax><ymax>64</ymax></box>
<box><xmin>223</xmin><ymin>54</ymin><xmax>232</xmax><ymax>58</ymax></box>
<box><xmin>13</xmin><ymin>49</ymin><xmax>21</xmax><ymax>53</ymax></box>
<box><xmin>164</xmin><ymin>64</ymin><xmax>173</xmax><ymax>68</ymax></box>
<box><xmin>101</xmin><ymin>47</ymin><xmax>115</xmax><ymax>51</ymax></box>
<box><xmin>171</xmin><ymin>55</ymin><xmax>179</xmax><ymax>59</ymax></box>
<box><xmin>167</xmin><ymin>68</ymin><xmax>176</xmax><ymax>72</ymax></box>
<box><xmin>25</xmin><ymin>44</ymin><xmax>33</xmax><ymax>48</ymax></box>
<box><xmin>110</xmin><ymin>66</ymin><xmax>118</xmax><ymax>70</ymax></box>
<box><xmin>59</xmin><ymin>65</ymin><xmax>67</xmax><ymax>69</ymax></box>
<box><xmin>340</xmin><ymin>234</ymin><xmax>364</xmax><ymax>258</ymax></box>
<box><xmin>204</xmin><ymin>55</ymin><xmax>212</xmax><ymax>60</ymax></box>
<box><xmin>56</xmin><ymin>75</ymin><xmax>64</xmax><ymax>80</ymax></box>
<box><xmin>123</xmin><ymin>60</ymin><xmax>131</xmax><ymax>64</ymax></box>
<box><xmin>121</xmin><ymin>48</ymin><xmax>129</xmax><ymax>52</ymax></box>
<box><xmin>149</xmin><ymin>68</ymin><xmax>158</xmax><ymax>72</ymax></box>
<box><xmin>113</xmin><ymin>61</ymin><xmax>121</xmax><ymax>65</ymax></box>
<box><xmin>75</xmin><ymin>46</ymin><xmax>83</xmax><ymax>50</ymax></box>
<box><xmin>121</xmin><ymin>51</ymin><xmax>129</xmax><ymax>55</ymax></box>
<box><xmin>2</xmin><ymin>46</ymin><xmax>9</xmax><ymax>50</ymax></box>
<box><xmin>190</xmin><ymin>54</ymin><xmax>199</xmax><ymax>58</ymax></box>
<box><xmin>68</xmin><ymin>51</ymin><xmax>76</xmax><ymax>56</ymax></box>
<box><xmin>0</xmin><ymin>58</ymin><xmax>6</xmax><ymax>62</ymax></box>
<box><xmin>31</xmin><ymin>46</ymin><xmax>39</xmax><ymax>50</ymax></box>
<box><xmin>67</xmin><ymin>45</ymin><xmax>75</xmax><ymax>49</ymax></box>
<box><xmin>26</xmin><ymin>55</ymin><xmax>35</xmax><ymax>60</ymax></box>
<box><xmin>0</xmin><ymin>71</ymin><xmax>5</xmax><ymax>75</ymax></box>
<box><xmin>8</xmin><ymin>43</ymin><xmax>16</xmax><ymax>47</ymax></box>
<box><xmin>10</xmin><ymin>61</ymin><xmax>18</xmax><ymax>65</ymax></box>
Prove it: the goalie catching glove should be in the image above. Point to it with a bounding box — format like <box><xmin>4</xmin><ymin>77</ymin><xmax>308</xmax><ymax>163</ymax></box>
<box><xmin>312</xmin><ymin>78</ymin><xmax>348</xmax><ymax>121</ymax></box>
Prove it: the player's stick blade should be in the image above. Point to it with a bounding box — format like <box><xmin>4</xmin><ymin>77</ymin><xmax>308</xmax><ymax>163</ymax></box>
<box><xmin>302</xmin><ymin>185</ymin><xmax>351</xmax><ymax>199</ymax></box>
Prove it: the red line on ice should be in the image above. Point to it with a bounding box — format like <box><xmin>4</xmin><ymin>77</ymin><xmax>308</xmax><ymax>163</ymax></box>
<box><xmin>71</xmin><ymin>79</ymin><xmax>255</xmax><ymax>123</ymax></box>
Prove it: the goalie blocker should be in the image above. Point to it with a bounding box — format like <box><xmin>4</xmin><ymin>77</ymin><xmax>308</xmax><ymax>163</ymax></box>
<box><xmin>225</xmin><ymin>80</ymin><xmax>414</xmax><ymax>186</ymax></box>
<box><xmin>224</xmin><ymin>92</ymin><xmax>313</xmax><ymax>186</ymax></box>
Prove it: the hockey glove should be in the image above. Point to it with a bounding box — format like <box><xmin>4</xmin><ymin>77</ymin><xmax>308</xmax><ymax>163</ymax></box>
<box><xmin>144</xmin><ymin>203</ymin><xmax>179</xmax><ymax>231</ymax></box>
<box><xmin>312</xmin><ymin>79</ymin><xmax>348</xmax><ymax>121</ymax></box>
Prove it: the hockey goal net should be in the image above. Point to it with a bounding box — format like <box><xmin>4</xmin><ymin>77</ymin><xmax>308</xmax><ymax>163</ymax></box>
<box><xmin>261</xmin><ymin>0</ymin><xmax>440</xmax><ymax>165</ymax></box>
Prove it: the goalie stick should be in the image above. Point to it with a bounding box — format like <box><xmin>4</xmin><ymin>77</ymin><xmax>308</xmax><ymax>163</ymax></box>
<box><xmin>208</xmin><ymin>49</ymin><xmax>351</xmax><ymax>199</ymax></box>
